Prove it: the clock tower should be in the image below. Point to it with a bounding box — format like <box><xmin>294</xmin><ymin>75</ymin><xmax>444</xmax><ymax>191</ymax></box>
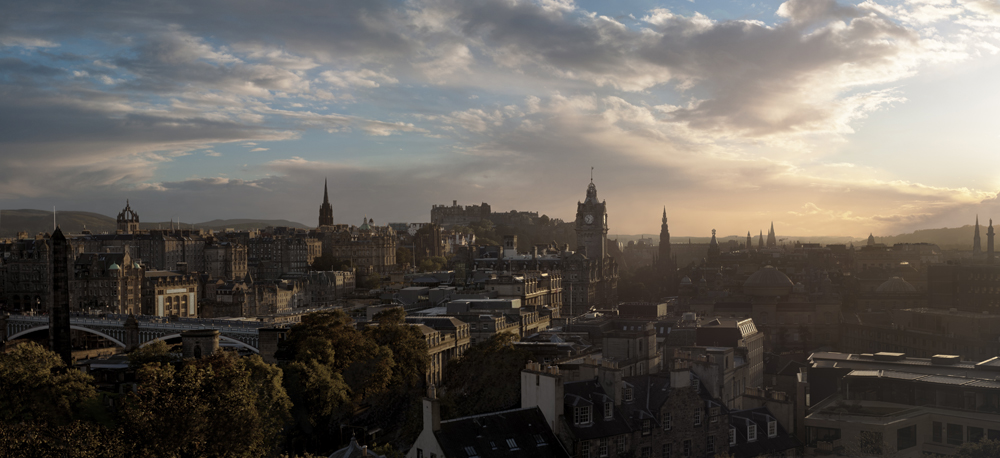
<box><xmin>575</xmin><ymin>180</ymin><xmax>607</xmax><ymax>261</ymax></box>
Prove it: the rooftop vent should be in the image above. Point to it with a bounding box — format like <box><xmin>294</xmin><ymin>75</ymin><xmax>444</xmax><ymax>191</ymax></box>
<box><xmin>931</xmin><ymin>354</ymin><xmax>960</xmax><ymax>365</ymax></box>
<box><xmin>873</xmin><ymin>352</ymin><xmax>906</xmax><ymax>362</ymax></box>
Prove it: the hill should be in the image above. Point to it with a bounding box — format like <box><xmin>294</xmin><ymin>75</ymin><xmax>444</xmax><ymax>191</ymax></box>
<box><xmin>0</xmin><ymin>209</ymin><xmax>309</xmax><ymax>238</ymax></box>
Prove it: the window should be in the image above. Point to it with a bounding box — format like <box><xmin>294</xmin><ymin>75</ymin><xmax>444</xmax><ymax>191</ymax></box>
<box><xmin>605</xmin><ymin>402</ymin><xmax>613</xmax><ymax>419</ymax></box>
<box><xmin>933</xmin><ymin>421</ymin><xmax>943</xmax><ymax>443</ymax></box>
<box><xmin>730</xmin><ymin>427</ymin><xmax>736</xmax><ymax>446</ymax></box>
<box><xmin>970</xmin><ymin>427</ymin><xmax>984</xmax><ymax>443</ymax></box>
<box><xmin>767</xmin><ymin>420</ymin><xmax>777</xmax><ymax>438</ymax></box>
<box><xmin>662</xmin><ymin>443</ymin><xmax>671</xmax><ymax>458</ymax></box>
<box><xmin>707</xmin><ymin>435</ymin><xmax>715</xmax><ymax>454</ymax></box>
<box><xmin>710</xmin><ymin>406</ymin><xmax>720</xmax><ymax>423</ymax></box>
<box><xmin>581</xmin><ymin>441</ymin><xmax>590</xmax><ymax>458</ymax></box>
<box><xmin>506</xmin><ymin>439</ymin><xmax>519</xmax><ymax>451</ymax></box>
<box><xmin>534</xmin><ymin>434</ymin><xmax>547</xmax><ymax>446</ymax></box>
<box><xmin>599</xmin><ymin>438</ymin><xmax>608</xmax><ymax>457</ymax></box>
<box><xmin>896</xmin><ymin>425</ymin><xmax>916</xmax><ymax>451</ymax></box>
<box><xmin>417</xmin><ymin>449</ymin><xmax>423</xmax><ymax>458</ymax></box>
<box><xmin>663</xmin><ymin>412</ymin><xmax>671</xmax><ymax>430</ymax></box>
<box><xmin>682</xmin><ymin>439</ymin><xmax>691</xmax><ymax>457</ymax></box>
<box><xmin>575</xmin><ymin>406</ymin><xmax>592</xmax><ymax>425</ymax></box>
<box><xmin>616</xmin><ymin>436</ymin><xmax>626</xmax><ymax>453</ymax></box>
<box><xmin>489</xmin><ymin>441</ymin><xmax>497</xmax><ymax>450</ymax></box>
<box><xmin>693</xmin><ymin>409</ymin><xmax>702</xmax><ymax>426</ymax></box>
<box><xmin>948</xmin><ymin>424</ymin><xmax>964</xmax><ymax>446</ymax></box>
<box><xmin>640</xmin><ymin>446</ymin><xmax>651</xmax><ymax>458</ymax></box>
<box><xmin>624</xmin><ymin>386</ymin><xmax>634</xmax><ymax>402</ymax></box>
<box><xmin>642</xmin><ymin>419</ymin><xmax>651</xmax><ymax>436</ymax></box>
<box><xmin>748</xmin><ymin>424</ymin><xmax>757</xmax><ymax>442</ymax></box>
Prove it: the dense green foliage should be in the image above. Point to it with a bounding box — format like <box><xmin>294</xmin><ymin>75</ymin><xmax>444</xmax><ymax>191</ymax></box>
<box><xmin>0</xmin><ymin>342</ymin><xmax>95</xmax><ymax>425</ymax></box>
<box><xmin>955</xmin><ymin>439</ymin><xmax>1000</xmax><ymax>458</ymax></box>
<box><xmin>438</xmin><ymin>333</ymin><xmax>531</xmax><ymax>419</ymax></box>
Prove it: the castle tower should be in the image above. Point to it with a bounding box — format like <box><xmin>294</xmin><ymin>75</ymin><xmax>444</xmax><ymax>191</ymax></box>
<box><xmin>116</xmin><ymin>200</ymin><xmax>139</xmax><ymax>234</ymax></box>
<box><xmin>319</xmin><ymin>179</ymin><xmax>334</xmax><ymax>227</ymax></box>
<box><xmin>766</xmin><ymin>222</ymin><xmax>777</xmax><ymax>248</ymax></box>
<box><xmin>989</xmin><ymin>219</ymin><xmax>995</xmax><ymax>265</ymax></box>
<box><xmin>974</xmin><ymin>215</ymin><xmax>983</xmax><ymax>257</ymax></box>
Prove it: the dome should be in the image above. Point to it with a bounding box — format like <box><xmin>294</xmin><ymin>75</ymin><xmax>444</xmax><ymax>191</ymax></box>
<box><xmin>743</xmin><ymin>265</ymin><xmax>794</xmax><ymax>297</ymax></box>
<box><xmin>877</xmin><ymin>276</ymin><xmax>916</xmax><ymax>293</ymax></box>
<box><xmin>680</xmin><ymin>276</ymin><xmax>692</xmax><ymax>286</ymax></box>
<box><xmin>108</xmin><ymin>262</ymin><xmax>120</xmax><ymax>271</ymax></box>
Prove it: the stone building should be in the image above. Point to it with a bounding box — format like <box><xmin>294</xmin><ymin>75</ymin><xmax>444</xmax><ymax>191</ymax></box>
<box><xmin>563</xmin><ymin>180</ymin><xmax>619</xmax><ymax>317</ymax></box>
<box><xmin>204</xmin><ymin>242</ymin><xmax>248</xmax><ymax>281</ymax></box>
<box><xmin>0</xmin><ymin>237</ymin><xmax>52</xmax><ymax>313</ymax></box>
<box><xmin>72</xmin><ymin>249</ymin><xmax>143</xmax><ymax>315</ymax></box>
<box><xmin>404</xmin><ymin>316</ymin><xmax>471</xmax><ymax>385</ymax></box>
<box><xmin>142</xmin><ymin>270</ymin><xmax>200</xmax><ymax>317</ymax></box>
<box><xmin>521</xmin><ymin>361</ymin><xmax>732</xmax><ymax>458</ymax></box>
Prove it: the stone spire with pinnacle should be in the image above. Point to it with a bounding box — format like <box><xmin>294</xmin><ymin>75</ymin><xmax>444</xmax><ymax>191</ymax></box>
<box><xmin>766</xmin><ymin>222</ymin><xmax>777</xmax><ymax>247</ymax></box>
<box><xmin>318</xmin><ymin>179</ymin><xmax>334</xmax><ymax>227</ymax></box>
<box><xmin>657</xmin><ymin>206</ymin><xmax>675</xmax><ymax>295</ymax></box>
<box><xmin>758</xmin><ymin>230</ymin><xmax>764</xmax><ymax>249</ymax></box>
<box><xmin>974</xmin><ymin>215</ymin><xmax>983</xmax><ymax>257</ymax></box>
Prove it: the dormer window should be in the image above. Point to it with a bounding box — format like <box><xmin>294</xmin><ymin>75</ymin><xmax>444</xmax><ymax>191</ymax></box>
<box><xmin>768</xmin><ymin>420</ymin><xmax>777</xmax><ymax>438</ymax></box>
<box><xmin>710</xmin><ymin>406</ymin><xmax>720</xmax><ymax>423</ymax></box>
<box><xmin>624</xmin><ymin>386</ymin><xmax>634</xmax><ymax>402</ymax></box>
<box><xmin>748</xmin><ymin>424</ymin><xmax>757</xmax><ymax>442</ymax></box>
<box><xmin>575</xmin><ymin>406</ymin><xmax>593</xmax><ymax>425</ymax></box>
<box><xmin>604</xmin><ymin>402</ymin><xmax>613</xmax><ymax>419</ymax></box>
<box><xmin>730</xmin><ymin>427</ymin><xmax>736</xmax><ymax>446</ymax></box>
<box><xmin>506</xmin><ymin>439</ymin><xmax>519</xmax><ymax>451</ymax></box>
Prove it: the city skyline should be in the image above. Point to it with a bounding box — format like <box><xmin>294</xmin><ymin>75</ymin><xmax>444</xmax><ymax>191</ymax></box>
<box><xmin>4</xmin><ymin>0</ymin><xmax>1000</xmax><ymax>236</ymax></box>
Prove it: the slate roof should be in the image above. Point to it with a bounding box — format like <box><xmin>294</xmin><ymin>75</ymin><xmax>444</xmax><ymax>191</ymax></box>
<box><xmin>728</xmin><ymin>407</ymin><xmax>801</xmax><ymax>458</ymax></box>
<box><xmin>435</xmin><ymin>407</ymin><xmax>570</xmax><ymax>458</ymax></box>
<box><xmin>562</xmin><ymin>379</ymin><xmax>632</xmax><ymax>440</ymax></box>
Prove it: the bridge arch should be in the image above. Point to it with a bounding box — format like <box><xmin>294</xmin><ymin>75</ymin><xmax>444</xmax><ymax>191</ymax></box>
<box><xmin>141</xmin><ymin>333</ymin><xmax>259</xmax><ymax>354</ymax></box>
<box><xmin>7</xmin><ymin>325</ymin><xmax>126</xmax><ymax>348</ymax></box>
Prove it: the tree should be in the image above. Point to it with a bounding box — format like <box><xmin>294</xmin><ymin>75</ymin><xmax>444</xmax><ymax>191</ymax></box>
<box><xmin>439</xmin><ymin>333</ymin><xmax>531</xmax><ymax>418</ymax></box>
<box><xmin>127</xmin><ymin>340</ymin><xmax>179</xmax><ymax>370</ymax></box>
<box><xmin>396</xmin><ymin>247</ymin><xmax>413</xmax><ymax>267</ymax></box>
<box><xmin>118</xmin><ymin>352</ymin><xmax>291</xmax><ymax>457</ymax></box>
<box><xmin>366</xmin><ymin>308</ymin><xmax>429</xmax><ymax>391</ymax></box>
<box><xmin>0</xmin><ymin>420</ymin><xmax>127</xmax><ymax>458</ymax></box>
<box><xmin>0</xmin><ymin>342</ymin><xmax>96</xmax><ymax>425</ymax></box>
<box><xmin>279</xmin><ymin>310</ymin><xmax>395</xmax><ymax>452</ymax></box>
<box><xmin>956</xmin><ymin>439</ymin><xmax>1000</xmax><ymax>458</ymax></box>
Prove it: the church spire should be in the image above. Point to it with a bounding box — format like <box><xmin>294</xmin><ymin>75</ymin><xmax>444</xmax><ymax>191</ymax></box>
<box><xmin>318</xmin><ymin>179</ymin><xmax>334</xmax><ymax>227</ymax></box>
<box><xmin>974</xmin><ymin>215</ymin><xmax>983</xmax><ymax>257</ymax></box>
<box><xmin>766</xmin><ymin>222</ymin><xmax>777</xmax><ymax>248</ymax></box>
<box><xmin>662</xmin><ymin>206</ymin><xmax>667</xmax><ymax>225</ymax></box>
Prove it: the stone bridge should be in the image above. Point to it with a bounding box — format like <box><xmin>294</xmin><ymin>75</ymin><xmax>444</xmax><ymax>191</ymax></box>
<box><xmin>1</xmin><ymin>314</ymin><xmax>289</xmax><ymax>353</ymax></box>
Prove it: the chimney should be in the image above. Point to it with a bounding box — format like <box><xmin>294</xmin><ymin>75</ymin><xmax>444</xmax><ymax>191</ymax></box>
<box><xmin>423</xmin><ymin>384</ymin><xmax>441</xmax><ymax>432</ymax></box>
<box><xmin>521</xmin><ymin>362</ymin><xmax>564</xmax><ymax>436</ymax></box>
<box><xmin>670</xmin><ymin>362</ymin><xmax>691</xmax><ymax>388</ymax></box>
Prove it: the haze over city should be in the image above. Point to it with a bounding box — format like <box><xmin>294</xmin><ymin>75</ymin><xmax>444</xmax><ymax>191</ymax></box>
<box><xmin>4</xmin><ymin>0</ymin><xmax>1000</xmax><ymax>236</ymax></box>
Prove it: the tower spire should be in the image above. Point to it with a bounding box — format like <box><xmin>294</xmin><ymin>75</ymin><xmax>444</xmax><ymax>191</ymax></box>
<box><xmin>989</xmin><ymin>218</ymin><xmax>995</xmax><ymax>265</ymax></box>
<box><xmin>974</xmin><ymin>215</ymin><xmax>983</xmax><ymax>257</ymax></box>
<box><xmin>662</xmin><ymin>206</ymin><xmax>667</xmax><ymax>224</ymax></box>
<box><xmin>319</xmin><ymin>179</ymin><xmax>334</xmax><ymax>227</ymax></box>
<box><xmin>323</xmin><ymin>178</ymin><xmax>330</xmax><ymax>204</ymax></box>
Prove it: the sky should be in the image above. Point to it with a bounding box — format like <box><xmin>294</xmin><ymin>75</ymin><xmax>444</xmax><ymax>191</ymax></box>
<box><xmin>3</xmin><ymin>0</ymin><xmax>1000</xmax><ymax>238</ymax></box>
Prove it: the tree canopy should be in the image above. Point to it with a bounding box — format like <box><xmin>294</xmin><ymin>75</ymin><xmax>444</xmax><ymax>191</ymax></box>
<box><xmin>0</xmin><ymin>342</ymin><xmax>95</xmax><ymax>425</ymax></box>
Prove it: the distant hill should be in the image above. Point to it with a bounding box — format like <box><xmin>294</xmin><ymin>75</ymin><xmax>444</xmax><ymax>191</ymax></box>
<box><xmin>0</xmin><ymin>209</ymin><xmax>308</xmax><ymax>238</ymax></box>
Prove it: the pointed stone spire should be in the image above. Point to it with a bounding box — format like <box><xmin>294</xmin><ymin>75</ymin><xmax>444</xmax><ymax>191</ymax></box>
<box><xmin>318</xmin><ymin>179</ymin><xmax>334</xmax><ymax>227</ymax></box>
<box><xmin>747</xmin><ymin>231</ymin><xmax>752</xmax><ymax>250</ymax></box>
<box><xmin>766</xmin><ymin>222</ymin><xmax>777</xmax><ymax>248</ymax></box>
<box><xmin>974</xmin><ymin>215</ymin><xmax>983</xmax><ymax>257</ymax></box>
<box><xmin>662</xmin><ymin>206</ymin><xmax>667</xmax><ymax>225</ymax></box>
<box><xmin>758</xmin><ymin>230</ymin><xmax>764</xmax><ymax>249</ymax></box>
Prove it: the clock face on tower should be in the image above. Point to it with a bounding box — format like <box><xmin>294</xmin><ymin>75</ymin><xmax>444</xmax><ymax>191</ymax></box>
<box><xmin>584</xmin><ymin>214</ymin><xmax>594</xmax><ymax>224</ymax></box>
